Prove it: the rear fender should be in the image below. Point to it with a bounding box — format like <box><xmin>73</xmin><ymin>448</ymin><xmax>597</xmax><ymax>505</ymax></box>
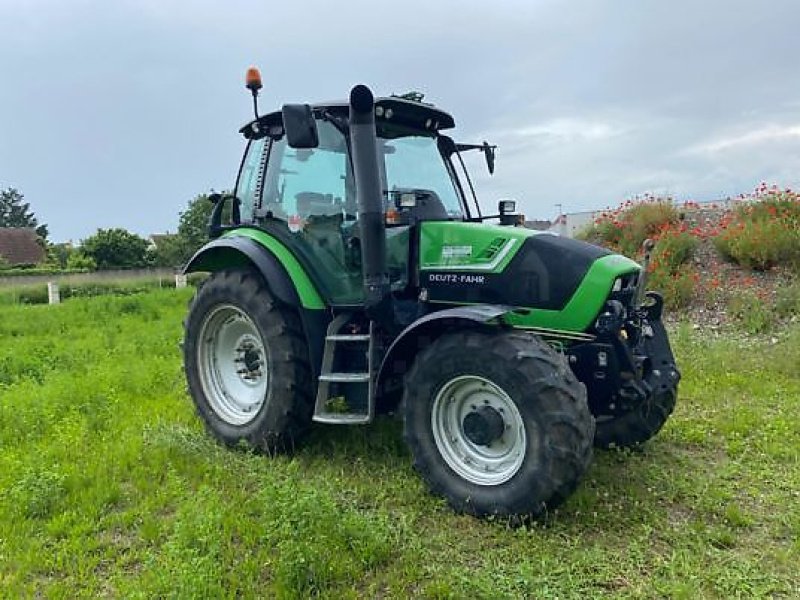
<box><xmin>375</xmin><ymin>305</ymin><xmax>513</xmax><ymax>412</ymax></box>
<box><xmin>183</xmin><ymin>236</ymin><xmax>328</xmax><ymax>377</ymax></box>
<box><xmin>184</xmin><ymin>236</ymin><xmax>306</xmax><ymax>307</ymax></box>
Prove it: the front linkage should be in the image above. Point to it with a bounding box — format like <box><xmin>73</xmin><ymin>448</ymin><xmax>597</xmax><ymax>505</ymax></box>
<box><xmin>566</xmin><ymin>242</ymin><xmax>681</xmax><ymax>448</ymax></box>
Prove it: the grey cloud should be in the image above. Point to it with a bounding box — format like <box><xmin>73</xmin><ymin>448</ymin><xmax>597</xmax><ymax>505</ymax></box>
<box><xmin>1</xmin><ymin>0</ymin><xmax>798</xmax><ymax>240</ymax></box>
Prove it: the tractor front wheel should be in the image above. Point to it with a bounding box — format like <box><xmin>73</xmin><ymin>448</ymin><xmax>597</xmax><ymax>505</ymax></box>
<box><xmin>183</xmin><ymin>268</ymin><xmax>313</xmax><ymax>452</ymax></box>
<box><xmin>403</xmin><ymin>330</ymin><xmax>594</xmax><ymax>519</ymax></box>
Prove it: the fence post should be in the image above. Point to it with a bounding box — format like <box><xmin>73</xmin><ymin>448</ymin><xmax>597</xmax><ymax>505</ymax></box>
<box><xmin>175</xmin><ymin>274</ymin><xmax>188</xmax><ymax>289</ymax></box>
<box><xmin>47</xmin><ymin>282</ymin><xmax>60</xmax><ymax>305</ymax></box>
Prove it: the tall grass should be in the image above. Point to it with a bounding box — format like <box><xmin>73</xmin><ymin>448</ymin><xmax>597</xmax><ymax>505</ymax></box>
<box><xmin>0</xmin><ymin>291</ymin><xmax>798</xmax><ymax>597</ymax></box>
<box><xmin>0</xmin><ymin>273</ymin><xmax>204</xmax><ymax>305</ymax></box>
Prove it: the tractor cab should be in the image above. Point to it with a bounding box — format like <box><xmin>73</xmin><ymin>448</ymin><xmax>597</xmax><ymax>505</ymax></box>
<box><xmin>231</xmin><ymin>95</ymin><xmax>491</xmax><ymax>305</ymax></box>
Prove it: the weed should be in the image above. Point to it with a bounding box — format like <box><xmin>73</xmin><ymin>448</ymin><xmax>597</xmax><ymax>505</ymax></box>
<box><xmin>775</xmin><ymin>280</ymin><xmax>800</xmax><ymax>319</ymax></box>
<box><xmin>7</xmin><ymin>467</ymin><xmax>66</xmax><ymax>519</ymax></box>
<box><xmin>578</xmin><ymin>196</ymin><xmax>679</xmax><ymax>258</ymax></box>
<box><xmin>727</xmin><ymin>290</ymin><xmax>774</xmax><ymax>333</ymax></box>
<box><xmin>713</xmin><ymin>187</ymin><xmax>800</xmax><ymax>272</ymax></box>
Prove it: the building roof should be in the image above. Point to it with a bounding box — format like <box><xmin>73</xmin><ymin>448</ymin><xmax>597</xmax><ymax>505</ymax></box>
<box><xmin>148</xmin><ymin>233</ymin><xmax>175</xmax><ymax>247</ymax></box>
<box><xmin>0</xmin><ymin>228</ymin><xmax>46</xmax><ymax>266</ymax></box>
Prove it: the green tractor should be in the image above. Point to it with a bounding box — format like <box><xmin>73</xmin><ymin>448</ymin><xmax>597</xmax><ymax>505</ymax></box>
<box><xmin>182</xmin><ymin>70</ymin><xmax>680</xmax><ymax>518</ymax></box>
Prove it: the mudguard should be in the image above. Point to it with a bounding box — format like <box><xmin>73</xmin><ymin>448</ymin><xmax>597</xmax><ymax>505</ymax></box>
<box><xmin>184</xmin><ymin>236</ymin><xmax>302</xmax><ymax>308</ymax></box>
<box><xmin>375</xmin><ymin>304</ymin><xmax>513</xmax><ymax>408</ymax></box>
<box><xmin>183</xmin><ymin>236</ymin><xmax>330</xmax><ymax>377</ymax></box>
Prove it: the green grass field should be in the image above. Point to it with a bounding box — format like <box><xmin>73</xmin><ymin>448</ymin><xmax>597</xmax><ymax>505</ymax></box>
<box><xmin>1</xmin><ymin>290</ymin><xmax>798</xmax><ymax>598</ymax></box>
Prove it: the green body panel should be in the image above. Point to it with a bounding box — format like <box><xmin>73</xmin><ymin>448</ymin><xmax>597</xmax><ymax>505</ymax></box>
<box><xmin>195</xmin><ymin>223</ymin><xmax>637</xmax><ymax>332</ymax></box>
<box><xmin>502</xmin><ymin>254</ymin><xmax>639</xmax><ymax>331</ymax></box>
<box><xmin>420</xmin><ymin>221</ymin><xmax>640</xmax><ymax>332</ymax></box>
<box><xmin>419</xmin><ymin>221</ymin><xmax>533</xmax><ymax>272</ymax></box>
<box><xmin>190</xmin><ymin>227</ymin><xmax>325</xmax><ymax>310</ymax></box>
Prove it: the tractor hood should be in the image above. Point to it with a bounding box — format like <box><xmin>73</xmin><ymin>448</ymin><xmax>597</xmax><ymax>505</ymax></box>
<box><xmin>419</xmin><ymin>222</ymin><xmax>641</xmax><ymax>332</ymax></box>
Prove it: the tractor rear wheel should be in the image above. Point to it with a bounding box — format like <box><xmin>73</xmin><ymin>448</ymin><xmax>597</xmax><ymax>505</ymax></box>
<box><xmin>183</xmin><ymin>268</ymin><xmax>313</xmax><ymax>452</ymax></box>
<box><xmin>403</xmin><ymin>330</ymin><xmax>594</xmax><ymax>519</ymax></box>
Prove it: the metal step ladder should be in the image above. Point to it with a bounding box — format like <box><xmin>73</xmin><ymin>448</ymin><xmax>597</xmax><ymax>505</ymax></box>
<box><xmin>313</xmin><ymin>314</ymin><xmax>376</xmax><ymax>424</ymax></box>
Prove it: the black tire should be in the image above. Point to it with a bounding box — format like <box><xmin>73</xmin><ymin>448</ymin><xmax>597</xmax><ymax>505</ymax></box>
<box><xmin>594</xmin><ymin>387</ymin><xmax>677</xmax><ymax>449</ymax></box>
<box><xmin>403</xmin><ymin>330</ymin><xmax>594</xmax><ymax>518</ymax></box>
<box><xmin>183</xmin><ymin>268</ymin><xmax>313</xmax><ymax>452</ymax></box>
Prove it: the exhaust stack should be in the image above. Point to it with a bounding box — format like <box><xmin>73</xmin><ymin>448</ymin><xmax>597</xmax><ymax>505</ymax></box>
<box><xmin>348</xmin><ymin>84</ymin><xmax>393</xmax><ymax>324</ymax></box>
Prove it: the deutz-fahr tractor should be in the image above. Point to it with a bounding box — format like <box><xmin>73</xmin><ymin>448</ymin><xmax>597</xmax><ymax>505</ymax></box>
<box><xmin>182</xmin><ymin>68</ymin><xmax>680</xmax><ymax>518</ymax></box>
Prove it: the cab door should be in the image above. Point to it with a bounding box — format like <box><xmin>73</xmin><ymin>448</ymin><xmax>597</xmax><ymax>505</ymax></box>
<box><xmin>257</xmin><ymin>120</ymin><xmax>364</xmax><ymax>304</ymax></box>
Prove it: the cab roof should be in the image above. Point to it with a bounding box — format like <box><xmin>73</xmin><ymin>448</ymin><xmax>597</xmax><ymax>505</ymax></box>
<box><xmin>240</xmin><ymin>96</ymin><xmax>456</xmax><ymax>140</ymax></box>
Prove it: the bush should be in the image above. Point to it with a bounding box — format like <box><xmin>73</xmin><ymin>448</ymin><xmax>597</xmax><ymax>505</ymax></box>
<box><xmin>0</xmin><ymin>274</ymin><xmax>206</xmax><ymax>305</ymax></box>
<box><xmin>647</xmin><ymin>265</ymin><xmax>698</xmax><ymax>310</ymax></box>
<box><xmin>581</xmin><ymin>197</ymin><xmax>698</xmax><ymax>309</ymax></box>
<box><xmin>81</xmin><ymin>228</ymin><xmax>150</xmax><ymax>269</ymax></box>
<box><xmin>650</xmin><ymin>229</ymin><xmax>699</xmax><ymax>272</ymax></box>
<box><xmin>0</xmin><ymin>266</ymin><xmax>91</xmax><ymax>278</ymax></box>
<box><xmin>66</xmin><ymin>251</ymin><xmax>97</xmax><ymax>271</ymax></box>
<box><xmin>713</xmin><ymin>188</ymin><xmax>800</xmax><ymax>272</ymax></box>
<box><xmin>579</xmin><ymin>197</ymin><xmax>679</xmax><ymax>257</ymax></box>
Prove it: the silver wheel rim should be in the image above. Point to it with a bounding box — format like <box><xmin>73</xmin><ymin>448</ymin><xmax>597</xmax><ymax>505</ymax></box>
<box><xmin>431</xmin><ymin>375</ymin><xmax>527</xmax><ymax>486</ymax></box>
<box><xmin>197</xmin><ymin>304</ymin><xmax>269</xmax><ymax>425</ymax></box>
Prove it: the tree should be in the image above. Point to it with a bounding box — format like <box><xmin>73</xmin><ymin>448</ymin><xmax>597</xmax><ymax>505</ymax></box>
<box><xmin>149</xmin><ymin>234</ymin><xmax>189</xmax><ymax>268</ymax></box>
<box><xmin>81</xmin><ymin>228</ymin><xmax>150</xmax><ymax>269</ymax></box>
<box><xmin>177</xmin><ymin>193</ymin><xmax>215</xmax><ymax>253</ymax></box>
<box><xmin>159</xmin><ymin>192</ymin><xmax>231</xmax><ymax>266</ymax></box>
<box><xmin>46</xmin><ymin>243</ymin><xmax>74</xmax><ymax>269</ymax></box>
<box><xmin>66</xmin><ymin>251</ymin><xmax>96</xmax><ymax>271</ymax></box>
<box><xmin>0</xmin><ymin>187</ymin><xmax>48</xmax><ymax>240</ymax></box>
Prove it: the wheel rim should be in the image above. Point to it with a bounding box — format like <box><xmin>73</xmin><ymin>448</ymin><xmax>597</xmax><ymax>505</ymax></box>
<box><xmin>431</xmin><ymin>375</ymin><xmax>527</xmax><ymax>486</ymax></box>
<box><xmin>197</xmin><ymin>304</ymin><xmax>269</xmax><ymax>425</ymax></box>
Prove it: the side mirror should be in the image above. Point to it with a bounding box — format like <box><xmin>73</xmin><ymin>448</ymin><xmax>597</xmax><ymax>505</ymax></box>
<box><xmin>483</xmin><ymin>141</ymin><xmax>496</xmax><ymax>175</ymax></box>
<box><xmin>281</xmin><ymin>104</ymin><xmax>319</xmax><ymax>148</ymax></box>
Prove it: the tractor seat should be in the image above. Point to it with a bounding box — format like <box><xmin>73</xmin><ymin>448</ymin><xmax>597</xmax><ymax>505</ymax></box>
<box><xmin>296</xmin><ymin>192</ymin><xmax>342</xmax><ymax>217</ymax></box>
<box><xmin>295</xmin><ymin>192</ymin><xmax>347</xmax><ymax>275</ymax></box>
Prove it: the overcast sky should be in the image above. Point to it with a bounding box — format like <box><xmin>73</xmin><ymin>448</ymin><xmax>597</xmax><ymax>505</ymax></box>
<box><xmin>2</xmin><ymin>0</ymin><xmax>799</xmax><ymax>242</ymax></box>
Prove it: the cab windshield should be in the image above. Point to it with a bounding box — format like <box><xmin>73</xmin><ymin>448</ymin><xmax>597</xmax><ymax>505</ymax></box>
<box><xmin>380</xmin><ymin>135</ymin><xmax>463</xmax><ymax>218</ymax></box>
<box><xmin>255</xmin><ymin>121</ymin><xmax>465</xmax><ymax>221</ymax></box>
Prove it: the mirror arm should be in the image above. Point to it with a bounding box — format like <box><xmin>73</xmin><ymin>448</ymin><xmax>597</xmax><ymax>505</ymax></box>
<box><xmin>317</xmin><ymin>108</ymin><xmax>348</xmax><ymax>136</ymax></box>
<box><xmin>207</xmin><ymin>194</ymin><xmax>241</xmax><ymax>240</ymax></box>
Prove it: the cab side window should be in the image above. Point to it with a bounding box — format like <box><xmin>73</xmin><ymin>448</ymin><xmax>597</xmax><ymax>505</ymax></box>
<box><xmin>235</xmin><ymin>137</ymin><xmax>267</xmax><ymax>222</ymax></box>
